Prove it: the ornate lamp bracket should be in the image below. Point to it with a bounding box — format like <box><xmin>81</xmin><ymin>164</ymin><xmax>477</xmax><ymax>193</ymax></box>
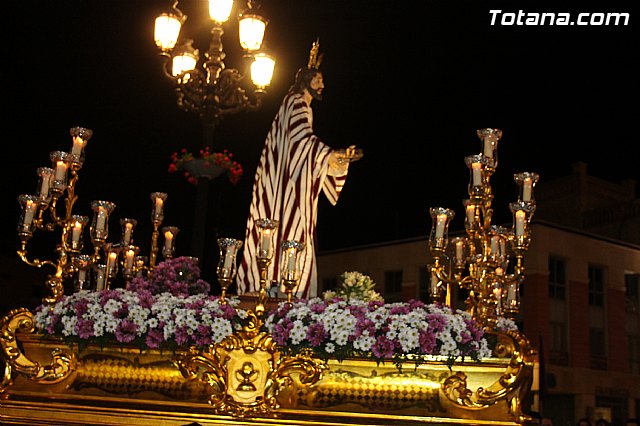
<box><xmin>176</xmin><ymin>310</ymin><xmax>327</xmax><ymax>418</ymax></box>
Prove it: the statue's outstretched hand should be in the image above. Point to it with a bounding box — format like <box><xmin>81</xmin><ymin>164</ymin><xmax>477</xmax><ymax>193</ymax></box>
<box><xmin>334</xmin><ymin>145</ymin><xmax>363</xmax><ymax>163</ymax></box>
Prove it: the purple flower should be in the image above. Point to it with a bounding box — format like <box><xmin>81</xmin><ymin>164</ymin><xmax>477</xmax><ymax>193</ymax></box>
<box><xmin>306</xmin><ymin>322</ymin><xmax>327</xmax><ymax>346</ymax></box>
<box><xmin>372</xmin><ymin>335</ymin><xmax>395</xmax><ymax>359</ymax></box>
<box><xmin>419</xmin><ymin>328</ymin><xmax>437</xmax><ymax>354</ymax></box>
<box><xmin>75</xmin><ymin>318</ymin><xmax>95</xmax><ymax>339</ymax></box>
<box><xmin>145</xmin><ymin>328</ymin><xmax>165</xmax><ymax>349</ymax></box>
<box><xmin>115</xmin><ymin>319</ymin><xmax>138</xmax><ymax>343</ymax></box>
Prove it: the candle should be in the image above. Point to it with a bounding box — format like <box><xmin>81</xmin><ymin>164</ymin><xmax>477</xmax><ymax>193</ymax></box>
<box><xmin>95</xmin><ymin>268</ymin><xmax>105</xmax><ymax>291</ymax></box>
<box><xmin>155</xmin><ymin>197</ymin><xmax>164</xmax><ymax>216</ymax></box>
<box><xmin>106</xmin><ymin>252</ymin><xmax>118</xmax><ymax>272</ymax></box>
<box><xmin>495</xmin><ymin>267</ymin><xmax>504</xmax><ymax>276</ymax></box>
<box><xmin>466</xmin><ymin>204</ymin><xmax>475</xmax><ymax>224</ymax></box>
<box><xmin>471</xmin><ymin>162</ymin><xmax>482</xmax><ymax>186</ymax></box>
<box><xmin>260</xmin><ymin>229</ymin><xmax>271</xmax><ymax>253</ymax></box>
<box><xmin>507</xmin><ymin>283</ymin><xmax>517</xmax><ymax>307</ymax></box>
<box><xmin>40</xmin><ymin>175</ymin><xmax>51</xmax><ymax>197</ymax></box>
<box><xmin>123</xmin><ymin>223</ymin><xmax>133</xmax><ymax>245</ymax></box>
<box><xmin>223</xmin><ymin>247</ymin><xmax>235</xmax><ymax>269</ymax></box>
<box><xmin>286</xmin><ymin>249</ymin><xmax>297</xmax><ymax>274</ymax></box>
<box><xmin>54</xmin><ymin>160</ymin><xmax>68</xmax><ymax>181</ymax></box>
<box><xmin>78</xmin><ymin>269</ymin><xmax>87</xmax><ymax>283</ymax></box>
<box><xmin>164</xmin><ymin>230</ymin><xmax>173</xmax><ymax>251</ymax></box>
<box><xmin>483</xmin><ymin>137</ymin><xmax>494</xmax><ymax>158</ymax></box>
<box><xmin>490</xmin><ymin>236</ymin><xmax>500</xmax><ymax>255</ymax></box>
<box><xmin>515</xmin><ymin>210</ymin><xmax>526</xmax><ymax>236</ymax></box>
<box><xmin>96</xmin><ymin>206</ymin><xmax>107</xmax><ymax>230</ymax></box>
<box><xmin>71</xmin><ymin>137</ymin><xmax>84</xmax><ymax>155</ymax></box>
<box><xmin>455</xmin><ymin>240</ymin><xmax>464</xmax><ymax>263</ymax></box>
<box><xmin>435</xmin><ymin>214</ymin><xmax>447</xmax><ymax>239</ymax></box>
<box><xmin>522</xmin><ymin>177</ymin><xmax>532</xmax><ymax>202</ymax></box>
<box><xmin>125</xmin><ymin>249</ymin><xmax>135</xmax><ymax>269</ymax></box>
<box><xmin>71</xmin><ymin>221</ymin><xmax>82</xmax><ymax>243</ymax></box>
<box><xmin>23</xmin><ymin>200</ymin><xmax>36</xmax><ymax>225</ymax></box>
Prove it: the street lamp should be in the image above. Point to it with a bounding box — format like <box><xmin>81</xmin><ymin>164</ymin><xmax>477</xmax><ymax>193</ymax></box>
<box><xmin>153</xmin><ymin>0</ymin><xmax>276</xmax><ymax>270</ymax></box>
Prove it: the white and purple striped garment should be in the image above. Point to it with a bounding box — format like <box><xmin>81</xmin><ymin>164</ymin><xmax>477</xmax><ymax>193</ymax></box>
<box><xmin>236</xmin><ymin>91</ymin><xmax>347</xmax><ymax>298</ymax></box>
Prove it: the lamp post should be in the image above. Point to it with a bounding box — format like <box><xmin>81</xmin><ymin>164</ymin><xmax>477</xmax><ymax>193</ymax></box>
<box><xmin>154</xmin><ymin>0</ymin><xmax>275</xmax><ymax>269</ymax></box>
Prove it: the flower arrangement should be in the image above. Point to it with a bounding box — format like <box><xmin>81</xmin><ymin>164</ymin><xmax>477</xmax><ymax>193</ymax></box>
<box><xmin>169</xmin><ymin>146</ymin><xmax>243</xmax><ymax>185</ymax></box>
<box><xmin>32</xmin><ymin>265</ymin><xmax>518</xmax><ymax>366</ymax></box>
<box><xmin>323</xmin><ymin>271</ymin><xmax>383</xmax><ymax>302</ymax></box>
<box><xmin>33</xmin><ymin>256</ymin><xmax>246</xmax><ymax>350</ymax></box>
<box><xmin>265</xmin><ymin>297</ymin><xmax>492</xmax><ymax>367</ymax></box>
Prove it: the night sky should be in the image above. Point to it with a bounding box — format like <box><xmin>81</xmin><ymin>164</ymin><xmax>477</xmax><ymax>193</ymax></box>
<box><xmin>2</xmin><ymin>0</ymin><xmax>637</xmax><ymax>282</ymax></box>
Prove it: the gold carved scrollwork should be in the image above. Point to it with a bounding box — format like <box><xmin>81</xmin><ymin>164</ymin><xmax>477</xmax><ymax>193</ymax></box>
<box><xmin>176</xmin><ymin>310</ymin><xmax>327</xmax><ymax>418</ymax></box>
<box><xmin>0</xmin><ymin>308</ymin><xmax>75</xmax><ymax>392</ymax></box>
<box><xmin>442</xmin><ymin>330</ymin><xmax>534</xmax><ymax>422</ymax></box>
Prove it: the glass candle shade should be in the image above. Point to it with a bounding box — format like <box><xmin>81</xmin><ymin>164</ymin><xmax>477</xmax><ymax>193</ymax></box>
<box><xmin>66</xmin><ymin>215</ymin><xmax>89</xmax><ymax>252</ymax></box>
<box><xmin>463</xmin><ymin>199</ymin><xmax>477</xmax><ymax>231</ymax></box>
<box><xmin>161</xmin><ymin>226</ymin><xmax>179</xmax><ymax>259</ymax></box>
<box><xmin>17</xmin><ymin>194</ymin><xmax>40</xmax><ymax>235</ymax></box>
<box><xmin>36</xmin><ymin>167</ymin><xmax>54</xmax><ymax>203</ymax></box>
<box><xmin>465</xmin><ymin>155</ymin><xmax>489</xmax><ymax>197</ymax></box>
<box><xmin>449</xmin><ymin>237</ymin><xmax>467</xmax><ymax>268</ymax></box>
<box><xmin>73</xmin><ymin>254</ymin><xmax>93</xmax><ymax>292</ymax></box>
<box><xmin>94</xmin><ymin>264</ymin><xmax>107</xmax><ymax>291</ymax></box>
<box><xmin>429</xmin><ymin>207</ymin><xmax>455</xmax><ymax>250</ymax></box>
<box><xmin>122</xmin><ymin>245</ymin><xmax>140</xmax><ymax>275</ymax></box>
<box><xmin>150</xmin><ymin>192</ymin><xmax>168</xmax><ymax>222</ymax></box>
<box><xmin>477</xmin><ymin>128</ymin><xmax>502</xmax><ymax>168</ymax></box>
<box><xmin>280</xmin><ymin>240</ymin><xmax>304</xmax><ymax>282</ymax></box>
<box><xmin>255</xmin><ymin>218</ymin><xmax>279</xmax><ymax>260</ymax></box>
<box><xmin>120</xmin><ymin>218</ymin><xmax>138</xmax><ymax>246</ymax></box>
<box><xmin>134</xmin><ymin>256</ymin><xmax>149</xmax><ymax>277</ymax></box>
<box><xmin>217</xmin><ymin>238</ymin><xmax>243</xmax><ymax>280</ymax></box>
<box><xmin>49</xmin><ymin>151</ymin><xmax>70</xmax><ymax>193</ymax></box>
<box><xmin>69</xmin><ymin>126</ymin><xmax>93</xmax><ymax>164</ymax></box>
<box><xmin>104</xmin><ymin>243</ymin><xmax>120</xmax><ymax>278</ymax></box>
<box><xmin>510</xmin><ymin>201</ymin><xmax>536</xmax><ymax>247</ymax></box>
<box><xmin>514</xmin><ymin>172</ymin><xmax>540</xmax><ymax>204</ymax></box>
<box><xmin>90</xmin><ymin>200</ymin><xmax>116</xmax><ymax>242</ymax></box>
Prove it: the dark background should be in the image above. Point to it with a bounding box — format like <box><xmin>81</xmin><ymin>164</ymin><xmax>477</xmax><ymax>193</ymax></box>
<box><xmin>2</xmin><ymin>0</ymin><xmax>637</xmax><ymax>285</ymax></box>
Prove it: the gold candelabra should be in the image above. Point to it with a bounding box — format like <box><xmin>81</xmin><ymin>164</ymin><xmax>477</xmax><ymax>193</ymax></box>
<box><xmin>428</xmin><ymin>128</ymin><xmax>539</xmax><ymax>328</ymax></box>
<box><xmin>216</xmin><ymin>237</ymin><xmax>243</xmax><ymax>303</ymax></box>
<box><xmin>17</xmin><ymin>127</ymin><xmax>180</xmax><ymax>305</ymax></box>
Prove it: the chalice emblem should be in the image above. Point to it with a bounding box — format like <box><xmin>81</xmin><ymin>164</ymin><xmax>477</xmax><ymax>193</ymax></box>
<box><xmin>235</xmin><ymin>361</ymin><xmax>258</xmax><ymax>392</ymax></box>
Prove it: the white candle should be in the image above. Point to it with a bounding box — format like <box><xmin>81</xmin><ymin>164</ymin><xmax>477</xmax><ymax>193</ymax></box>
<box><xmin>71</xmin><ymin>221</ymin><xmax>82</xmax><ymax>242</ymax></box>
<box><xmin>466</xmin><ymin>205</ymin><xmax>475</xmax><ymax>224</ymax></box>
<box><xmin>286</xmin><ymin>249</ymin><xmax>297</xmax><ymax>273</ymax></box>
<box><xmin>123</xmin><ymin>223</ymin><xmax>133</xmax><ymax>245</ymax></box>
<box><xmin>435</xmin><ymin>214</ymin><xmax>447</xmax><ymax>239</ymax></box>
<box><xmin>155</xmin><ymin>197</ymin><xmax>164</xmax><ymax>216</ymax></box>
<box><xmin>490</xmin><ymin>236</ymin><xmax>499</xmax><ymax>255</ymax></box>
<box><xmin>96</xmin><ymin>207</ymin><xmax>107</xmax><ymax>230</ymax></box>
<box><xmin>522</xmin><ymin>177</ymin><xmax>532</xmax><ymax>202</ymax></box>
<box><xmin>455</xmin><ymin>240</ymin><xmax>464</xmax><ymax>262</ymax></box>
<box><xmin>40</xmin><ymin>175</ymin><xmax>50</xmax><ymax>197</ymax></box>
<box><xmin>471</xmin><ymin>162</ymin><xmax>482</xmax><ymax>186</ymax></box>
<box><xmin>164</xmin><ymin>231</ymin><xmax>173</xmax><ymax>251</ymax></box>
<box><xmin>507</xmin><ymin>283</ymin><xmax>517</xmax><ymax>307</ymax></box>
<box><xmin>223</xmin><ymin>246</ymin><xmax>235</xmax><ymax>269</ymax></box>
<box><xmin>78</xmin><ymin>269</ymin><xmax>87</xmax><ymax>283</ymax></box>
<box><xmin>106</xmin><ymin>252</ymin><xmax>118</xmax><ymax>272</ymax></box>
<box><xmin>515</xmin><ymin>210</ymin><xmax>526</xmax><ymax>236</ymax></box>
<box><xmin>71</xmin><ymin>137</ymin><xmax>84</xmax><ymax>155</ymax></box>
<box><xmin>483</xmin><ymin>137</ymin><xmax>494</xmax><ymax>158</ymax></box>
<box><xmin>125</xmin><ymin>249</ymin><xmax>135</xmax><ymax>269</ymax></box>
<box><xmin>260</xmin><ymin>229</ymin><xmax>271</xmax><ymax>253</ymax></box>
<box><xmin>23</xmin><ymin>200</ymin><xmax>36</xmax><ymax>225</ymax></box>
<box><xmin>54</xmin><ymin>161</ymin><xmax>68</xmax><ymax>181</ymax></box>
<box><xmin>95</xmin><ymin>269</ymin><xmax>105</xmax><ymax>291</ymax></box>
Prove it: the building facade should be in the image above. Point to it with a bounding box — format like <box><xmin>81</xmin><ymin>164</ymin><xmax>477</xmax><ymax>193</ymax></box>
<box><xmin>317</xmin><ymin>163</ymin><xmax>640</xmax><ymax>425</ymax></box>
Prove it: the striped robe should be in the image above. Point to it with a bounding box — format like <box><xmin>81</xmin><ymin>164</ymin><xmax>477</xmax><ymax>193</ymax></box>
<box><xmin>236</xmin><ymin>91</ymin><xmax>348</xmax><ymax>298</ymax></box>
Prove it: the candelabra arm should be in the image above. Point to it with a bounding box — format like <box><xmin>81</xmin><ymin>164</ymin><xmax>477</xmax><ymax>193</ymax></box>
<box><xmin>63</xmin><ymin>170</ymin><xmax>80</xmax><ymax>221</ymax></box>
<box><xmin>255</xmin><ymin>258</ymin><xmax>270</xmax><ymax>317</ymax></box>
<box><xmin>159</xmin><ymin>53</ymin><xmax>176</xmax><ymax>80</ymax></box>
<box><xmin>149</xmin><ymin>221</ymin><xmax>161</xmax><ymax>268</ymax></box>
<box><xmin>17</xmin><ymin>246</ymin><xmax>57</xmax><ymax>270</ymax></box>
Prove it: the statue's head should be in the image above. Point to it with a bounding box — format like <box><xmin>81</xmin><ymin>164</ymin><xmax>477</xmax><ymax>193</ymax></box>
<box><xmin>290</xmin><ymin>67</ymin><xmax>323</xmax><ymax>100</ymax></box>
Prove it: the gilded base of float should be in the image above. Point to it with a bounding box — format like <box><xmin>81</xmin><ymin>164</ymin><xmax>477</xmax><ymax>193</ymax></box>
<box><xmin>1</xmin><ymin>309</ymin><xmax>534</xmax><ymax>426</ymax></box>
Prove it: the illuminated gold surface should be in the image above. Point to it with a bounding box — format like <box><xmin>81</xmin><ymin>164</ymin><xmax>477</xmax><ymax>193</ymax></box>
<box><xmin>1</xmin><ymin>308</ymin><xmax>534</xmax><ymax>425</ymax></box>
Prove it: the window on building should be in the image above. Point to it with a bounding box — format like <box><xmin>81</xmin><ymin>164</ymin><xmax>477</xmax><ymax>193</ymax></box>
<box><xmin>548</xmin><ymin>257</ymin><xmax>566</xmax><ymax>300</ymax></box>
<box><xmin>590</xmin><ymin>327</ymin><xmax>607</xmax><ymax>369</ymax></box>
<box><xmin>626</xmin><ymin>273</ymin><xmax>640</xmax><ymax>314</ymax></box>
<box><xmin>629</xmin><ymin>334</ymin><xmax>640</xmax><ymax>374</ymax></box>
<box><xmin>549</xmin><ymin>321</ymin><xmax>568</xmax><ymax>365</ymax></box>
<box><xmin>588</xmin><ymin>265</ymin><xmax>605</xmax><ymax>307</ymax></box>
<box><xmin>384</xmin><ymin>270</ymin><xmax>403</xmax><ymax>302</ymax></box>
